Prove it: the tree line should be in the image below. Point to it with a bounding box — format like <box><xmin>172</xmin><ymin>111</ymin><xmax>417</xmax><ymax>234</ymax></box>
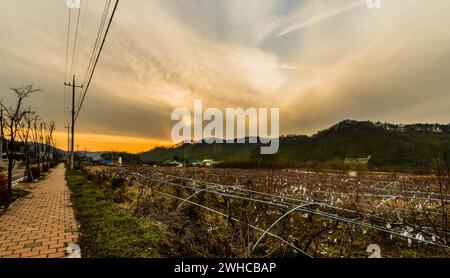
<box><xmin>1</xmin><ymin>84</ymin><xmax>59</xmax><ymax>200</ymax></box>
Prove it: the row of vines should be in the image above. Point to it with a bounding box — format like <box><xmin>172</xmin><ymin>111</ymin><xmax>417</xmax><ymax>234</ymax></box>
<box><xmin>84</xmin><ymin>166</ymin><xmax>449</xmax><ymax>258</ymax></box>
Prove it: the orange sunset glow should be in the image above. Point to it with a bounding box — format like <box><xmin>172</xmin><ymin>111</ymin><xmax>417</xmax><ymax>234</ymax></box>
<box><xmin>1</xmin><ymin>0</ymin><xmax>450</xmax><ymax>152</ymax></box>
<box><xmin>53</xmin><ymin>132</ymin><xmax>172</xmax><ymax>154</ymax></box>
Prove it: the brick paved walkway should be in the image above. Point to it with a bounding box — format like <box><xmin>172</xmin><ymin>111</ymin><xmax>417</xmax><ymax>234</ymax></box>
<box><xmin>0</xmin><ymin>164</ymin><xmax>79</xmax><ymax>258</ymax></box>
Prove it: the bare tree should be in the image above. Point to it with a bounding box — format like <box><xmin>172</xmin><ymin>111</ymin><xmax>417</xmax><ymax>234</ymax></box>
<box><xmin>30</xmin><ymin>114</ymin><xmax>41</xmax><ymax>171</ymax></box>
<box><xmin>0</xmin><ymin>84</ymin><xmax>40</xmax><ymax>195</ymax></box>
<box><xmin>38</xmin><ymin>121</ymin><xmax>56</xmax><ymax>170</ymax></box>
<box><xmin>18</xmin><ymin>110</ymin><xmax>36</xmax><ymax>182</ymax></box>
<box><xmin>44</xmin><ymin>121</ymin><xmax>56</xmax><ymax>165</ymax></box>
<box><xmin>39</xmin><ymin>122</ymin><xmax>44</xmax><ymax>169</ymax></box>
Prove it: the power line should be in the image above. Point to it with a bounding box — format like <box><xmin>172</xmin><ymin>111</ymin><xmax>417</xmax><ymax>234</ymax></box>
<box><xmin>82</xmin><ymin>0</ymin><xmax>111</xmax><ymax>87</ymax></box>
<box><xmin>64</xmin><ymin>8</ymin><xmax>72</xmax><ymax>83</ymax></box>
<box><xmin>74</xmin><ymin>0</ymin><xmax>90</xmax><ymax>79</ymax></box>
<box><xmin>69</xmin><ymin>5</ymin><xmax>82</xmax><ymax>80</ymax></box>
<box><xmin>64</xmin><ymin>7</ymin><xmax>72</xmax><ymax>131</ymax></box>
<box><xmin>75</xmin><ymin>0</ymin><xmax>93</xmax><ymax>111</ymax></box>
<box><xmin>62</xmin><ymin>0</ymin><xmax>119</xmax><ymax>167</ymax></box>
<box><xmin>78</xmin><ymin>0</ymin><xmax>110</xmax><ymax>111</ymax></box>
<box><xmin>75</xmin><ymin>0</ymin><xmax>119</xmax><ymax>121</ymax></box>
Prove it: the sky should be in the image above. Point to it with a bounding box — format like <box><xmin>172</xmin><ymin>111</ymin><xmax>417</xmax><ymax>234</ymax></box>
<box><xmin>1</xmin><ymin>0</ymin><xmax>450</xmax><ymax>153</ymax></box>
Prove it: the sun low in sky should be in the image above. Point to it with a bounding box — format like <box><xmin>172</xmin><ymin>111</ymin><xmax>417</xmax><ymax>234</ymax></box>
<box><xmin>1</xmin><ymin>0</ymin><xmax>450</xmax><ymax>153</ymax></box>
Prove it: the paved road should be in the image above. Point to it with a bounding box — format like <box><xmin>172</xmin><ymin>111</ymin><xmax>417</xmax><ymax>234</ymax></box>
<box><xmin>0</xmin><ymin>164</ymin><xmax>79</xmax><ymax>258</ymax></box>
<box><xmin>11</xmin><ymin>167</ymin><xmax>25</xmax><ymax>185</ymax></box>
<box><xmin>1</xmin><ymin>160</ymin><xmax>27</xmax><ymax>185</ymax></box>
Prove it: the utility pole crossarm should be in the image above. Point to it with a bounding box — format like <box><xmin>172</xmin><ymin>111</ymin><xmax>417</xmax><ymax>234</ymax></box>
<box><xmin>63</xmin><ymin>82</ymin><xmax>84</xmax><ymax>89</ymax></box>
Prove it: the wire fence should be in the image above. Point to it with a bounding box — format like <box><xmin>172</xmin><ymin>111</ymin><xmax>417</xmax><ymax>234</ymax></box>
<box><xmin>127</xmin><ymin>170</ymin><xmax>450</xmax><ymax>250</ymax></box>
<box><xmin>87</xmin><ymin>166</ymin><xmax>450</xmax><ymax>257</ymax></box>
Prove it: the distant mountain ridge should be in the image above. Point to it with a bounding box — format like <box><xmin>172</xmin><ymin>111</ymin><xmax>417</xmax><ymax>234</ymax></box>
<box><xmin>139</xmin><ymin>120</ymin><xmax>450</xmax><ymax>171</ymax></box>
<box><xmin>322</xmin><ymin>120</ymin><xmax>450</xmax><ymax>134</ymax></box>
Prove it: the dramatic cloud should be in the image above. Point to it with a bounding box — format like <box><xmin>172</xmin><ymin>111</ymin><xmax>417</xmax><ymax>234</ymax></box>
<box><xmin>1</xmin><ymin>0</ymin><xmax>449</xmax><ymax>152</ymax></box>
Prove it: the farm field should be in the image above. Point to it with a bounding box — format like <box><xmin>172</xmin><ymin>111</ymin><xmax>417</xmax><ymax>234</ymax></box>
<box><xmin>84</xmin><ymin>166</ymin><xmax>450</xmax><ymax>258</ymax></box>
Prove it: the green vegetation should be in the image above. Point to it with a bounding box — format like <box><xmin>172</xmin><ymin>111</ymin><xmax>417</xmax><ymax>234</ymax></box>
<box><xmin>140</xmin><ymin>120</ymin><xmax>450</xmax><ymax>172</ymax></box>
<box><xmin>100</xmin><ymin>152</ymin><xmax>142</xmax><ymax>164</ymax></box>
<box><xmin>66</xmin><ymin>169</ymin><xmax>163</xmax><ymax>258</ymax></box>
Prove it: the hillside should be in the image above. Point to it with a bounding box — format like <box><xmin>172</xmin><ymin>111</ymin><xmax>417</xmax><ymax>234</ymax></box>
<box><xmin>139</xmin><ymin>120</ymin><xmax>450</xmax><ymax>171</ymax></box>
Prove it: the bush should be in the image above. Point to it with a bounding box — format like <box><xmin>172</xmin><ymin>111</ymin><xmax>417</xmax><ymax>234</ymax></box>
<box><xmin>30</xmin><ymin>167</ymin><xmax>41</xmax><ymax>180</ymax></box>
<box><xmin>0</xmin><ymin>173</ymin><xmax>8</xmax><ymax>205</ymax></box>
<box><xmin>0</xmin><ymin>173</ymin><xmax>7</xmax><ymax>185</ymax></box>
<box><xmin>42</xmin><ymin>164</ymin><xmax>50</xmax><ymax>173</ymax></box>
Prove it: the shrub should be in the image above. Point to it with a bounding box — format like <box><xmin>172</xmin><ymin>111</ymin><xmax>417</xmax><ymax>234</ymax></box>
<box><xmin>30</xmin><ymin>167</ymin><xmax>41</xmax><ymax>180</ymax></box>
<box><xmin>0</xmin><ymin>173</ymin><xmax>8</xmax><ymax>205</ymax></box>
<box><xmin>0</xmin><ymin>173</ymin><xmax>7</xmax><ymax>185</ymax></box>
<box><xmin>42</xmin><ymin>164</ymin><xmax>49</xmax><ymax>173</ymax></box>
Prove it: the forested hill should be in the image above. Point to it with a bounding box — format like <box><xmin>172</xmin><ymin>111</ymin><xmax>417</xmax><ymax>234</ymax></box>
<box><xmin>139</xmin><ymin>120</ymin><xmax>450</xmax><ymax>171</ymax></box>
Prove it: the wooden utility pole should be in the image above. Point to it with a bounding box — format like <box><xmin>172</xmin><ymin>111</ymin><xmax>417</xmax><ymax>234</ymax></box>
<box><xmin>65</xmin><ymin>124</ymin><xmax>70</xmax><ymax>153</ymax></box>
<box><xmin>64</xmin><ymin>75</ymin><xmax>83</xmax><ymax>170</ymax></box>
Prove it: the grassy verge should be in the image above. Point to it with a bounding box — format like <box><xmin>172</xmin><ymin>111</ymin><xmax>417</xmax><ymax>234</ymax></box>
<box><xmin>66</xmin><ymin>169</ymin><xmax>163</xmax><ymax>258</ymax></box>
